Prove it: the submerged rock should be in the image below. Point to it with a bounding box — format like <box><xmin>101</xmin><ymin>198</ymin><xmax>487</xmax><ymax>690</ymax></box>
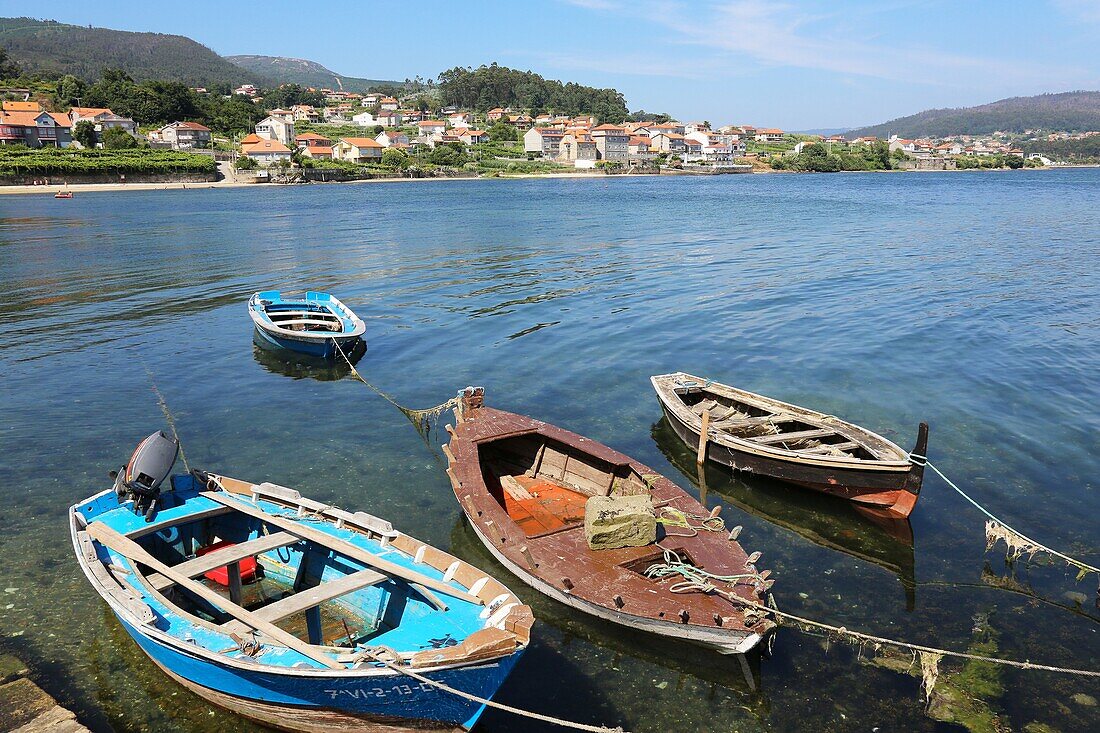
<box><xmin>1071</xmin><ymin>693</ymin><xmax>1096</xmax><ymax>707</ymax></box>
<box><xmin>584</xmin><ymin>494</ymin><xmax>656</xmax><ymax>551</ymax></box>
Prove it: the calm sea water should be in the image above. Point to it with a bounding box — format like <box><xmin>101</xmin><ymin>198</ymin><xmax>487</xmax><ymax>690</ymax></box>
<box><xmin>1</xmin><ymin>170</ymin><xmax>1097</xmax><ymax>733</ymax></box>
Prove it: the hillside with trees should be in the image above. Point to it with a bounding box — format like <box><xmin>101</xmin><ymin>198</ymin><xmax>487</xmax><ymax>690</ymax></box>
<box><xmin>225</xmin><ymin>55</ymin><xmax>401</xmax><ymax>93</ymax></box>
<box><xmin>0</xmin><ymin>17</ymin><xmax>259</xmax><ymax>86</ymax></box>
<box><xmin>436</xmin><ymin>63</ymin><xmax>628</xmax><ymax>122</ymax></box>
<box><xmin>848</xmin><ymin>91</ymin><xmax>1100</xmax><ymax>139</ymax></box>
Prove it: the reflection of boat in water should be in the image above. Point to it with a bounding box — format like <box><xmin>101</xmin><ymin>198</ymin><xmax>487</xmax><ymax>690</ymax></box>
<box><xmin>652</xmin><ymin>417</ymin><xmax>917</xmax><ymax>610</ymax></box>
<box><xmin>252</xmin><ymin>331</ymin><xmax>365</xmax><ymax>380</ymax></box>
<box><xmin>447</xmin><ymin>516</ymin><xmax>770</xmax><ymax>705</ymax></box>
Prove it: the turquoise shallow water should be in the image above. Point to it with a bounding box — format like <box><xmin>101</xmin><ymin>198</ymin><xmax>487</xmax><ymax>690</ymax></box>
<box><xmin>1</xmin><ymin>170</ymin><xmax>1098</xmax><ymax>732</ymax></box>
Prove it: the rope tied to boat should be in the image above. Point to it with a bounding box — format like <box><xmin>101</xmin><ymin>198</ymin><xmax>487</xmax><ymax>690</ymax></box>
<box><xmin>356</xmin><ymin>647</ymin><xmax>627</xmax><ymax>732</ymax></box>
<box><xmin>910</xmin><ymin>453</ymin><xmax>1100</xmax><ymax>586</ymax></box>
<box><xmin>648</xmin><ymin>562</ymin><xmax>1100</xmax><ymax>697</ymax></box>
<box><xmin>655</xmin><ymin>506</ymin><xmax>727</xmax><ymax>537</ymax></box>
<box><xmin>333</xmin><ymin>339</ymin><xmax>459</xmax><ymax>436</ymax></box>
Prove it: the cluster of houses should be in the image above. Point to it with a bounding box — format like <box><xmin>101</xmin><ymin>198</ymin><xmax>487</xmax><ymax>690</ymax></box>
<box><xmin>0</xmin><ymin>99</ymin><xmax>216</xmax><ymax>150</ymax></box>
<box><xmin>236</xmin><ymin>106</ymin><xmax>496</xmax><ymax>165</ymax></box>
<box><xmin>522</xmin><ymin>120</ymin><xmax>766</xmax><ymax>167</ymax></box>
<box><xmin>0</xmin><ymin>101</ymin><xmax>141</xmax><ymax>147</ymax></box>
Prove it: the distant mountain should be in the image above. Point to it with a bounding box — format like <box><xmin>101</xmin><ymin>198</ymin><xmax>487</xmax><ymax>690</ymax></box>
<box><xmin>0</xmin><ymin>17</ymin><xmax>259</xmax><ymax>86</ymax></box>
<box><xmin>225</xmin><ymin>55</ymin><xmax>401</xmax><ymax>92</ymax></box>
<box><xmin>848</xmin><ymin>91</ymin><xmax>1100</xmax><ymax>139</ymax></box>
<box><xmin>792</xmin><ymin>127</ymin><xmax>851</xmax><ymax>137</ymax></box>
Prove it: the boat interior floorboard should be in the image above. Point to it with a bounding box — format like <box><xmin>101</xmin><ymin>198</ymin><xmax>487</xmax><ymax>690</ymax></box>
<box><xmin>500</xmin><ymin>474</ymin><xmax>588</xmax><ymax>537</ymax></box>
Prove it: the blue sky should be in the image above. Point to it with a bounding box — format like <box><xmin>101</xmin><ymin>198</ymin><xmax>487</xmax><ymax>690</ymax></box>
<box><xmin>28</xmin><ymin>0</ymin><xmax>1100</xmax><ymax>130</ymax></box>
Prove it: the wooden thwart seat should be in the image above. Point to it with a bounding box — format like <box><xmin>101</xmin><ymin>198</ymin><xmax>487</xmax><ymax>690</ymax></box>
<box><xmin>269</xmin><ymin>319</ymin><xmax>343</xmax><ymax>329</ymax></box>
<box><xmin>145</xmin><ymin>532</ymin><xmax>298</xmax><ymax>592</ymax></box>
<box><xmin>267</xmin><ymin>310</ymin><xmax>339</xmax><ymax>319</ymax></box>
<box><xmin>801</xmin><ymin>441</ymin><xmax>860</xmax><ymax>455</ymax></box>
<box><xmin>750</xmin><ymin>428</ymin><xmax>836</xmax><ymax>445</ymax></box>
<box><xmin>224</xmin><ymin>568</ymin><xmax>388</xmax><ymax>634</ymax></box>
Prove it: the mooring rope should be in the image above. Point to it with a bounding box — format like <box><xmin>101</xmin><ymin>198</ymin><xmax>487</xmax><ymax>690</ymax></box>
<box><xmin>359</xmin><ymin>649</ymin><xmax>626</xmax><ymax>732</ymax></box>
<box><xmin>333</xmin><ymin>339</ymin><xmax>458</xmax><ymax>435</ymax></box>
<box><xmin>647</xmin><ymin>559</ymin><xmax>1100</xmax><ymax>685</ymax></box>
<box><xmin>911</xmin><ymin>453</ymin><xmax>1099</xmax><ymax>582</ymax></box>
<box><xmin>142</xmin><ymin>363</ymin><xmax>191</xmax><ymax>473</ymax></box>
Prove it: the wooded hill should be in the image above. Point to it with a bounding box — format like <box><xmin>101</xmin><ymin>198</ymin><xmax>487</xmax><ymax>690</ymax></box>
<box><xmin>848</xmin><ymin>91</ymin><xmax>1100</xmax><ymax>138</ymax></box>
<box><xmin>225</xmin><ymin>55</ymin><xmax>400</xmax><ymax>93</ymax></box>
<box><xmin>0</xmin><ymin>17</ymin><xmax>259</xmax><ymax>86</ymax></box>
<box><xmin>437</xmin><ymin>63</ymin><xmax>629</xmax><ymax>122</ymax></box>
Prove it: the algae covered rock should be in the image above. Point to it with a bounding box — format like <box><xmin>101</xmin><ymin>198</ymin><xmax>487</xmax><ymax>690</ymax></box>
<box><xmin>584</xmin><ymin>494</ymin><xmax>656</xmax><ymax>550</ymax></box>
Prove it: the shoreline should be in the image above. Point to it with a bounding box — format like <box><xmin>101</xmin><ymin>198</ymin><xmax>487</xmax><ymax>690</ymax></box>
<box><xmin>0</xmin><ymin>163</ymin><xmax>1095</xmax><ymax>196</ymax></box>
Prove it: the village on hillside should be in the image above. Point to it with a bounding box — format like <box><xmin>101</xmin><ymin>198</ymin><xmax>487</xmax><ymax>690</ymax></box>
<box><xmin>1</xmin><ymin>81</ymin><xmax>1096</xmax><ymax>185</ymax></box>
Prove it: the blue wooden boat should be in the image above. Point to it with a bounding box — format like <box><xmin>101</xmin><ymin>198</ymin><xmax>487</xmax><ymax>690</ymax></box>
<box><xmin>70</xmin><ymin>432</ymin><xmax>533</xmax><ymax>732</ymax></box>
<box><xmin>249</xmin><ymin>291</ymin><xmax>366</xmax><ymax>359</ymax></box>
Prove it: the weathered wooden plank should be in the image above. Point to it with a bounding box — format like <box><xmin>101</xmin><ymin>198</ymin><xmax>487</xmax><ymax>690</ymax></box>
<box><xmin>238</xmin><ymin>569</ymin><xmax>387</xmax><ymax>624</ymax></box>
<box><xmin>200</xmin><ymin>492</ymin><xmax>476</xmax><ymax>607</ymax></box>
<box><xmin>697</xmin><ymin>408</ymin><xmax>711</xmax><ymax>465</ymax></box>
<box><xmin>750</xmin><ymin>428</ymin><xmax>836</xmax><ymax>445</ymax></box>
<box><xmin>85</xmin><ymin>521</ymin><xmax>342</xmax><ymax>669</ymax></box>
<box><xmin>126</xmin><ymin>506</ymin><xmax>233</xmax><ymax>539</ymax></box>
<box><xmin>801</xmin><ymin>441</ymin><xmax>860</xmax><ymax>455</ymax></box>
<box><xmin>146</xmin><ymin>531</ymin><xmax>298</xmax><ymax>592</ymax></box>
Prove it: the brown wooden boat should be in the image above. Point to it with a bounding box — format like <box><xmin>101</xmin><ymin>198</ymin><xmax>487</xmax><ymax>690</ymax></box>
<box><xmin>651</xmin><ymin>372</ymin><xmax>928</xmax><ymax>519</ymax></box>
<box><xmin>443</xmin><ymin>387</ymin><xmax>777</xmax><ymax>656</ymax></box>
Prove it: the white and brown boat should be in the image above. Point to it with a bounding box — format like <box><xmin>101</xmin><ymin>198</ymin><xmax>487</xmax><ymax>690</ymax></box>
<box><xmin>651</xmin><ymin>372</ymin><xmax>928</xmax><ymax>519</ymax></box>
<box><xmin>443</xmin><ymin>387</ymin><xmax>777</xmax><ymax>656</ymax></box>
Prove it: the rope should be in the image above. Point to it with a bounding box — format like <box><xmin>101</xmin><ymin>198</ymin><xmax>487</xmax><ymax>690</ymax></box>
<box><xmin>912</xmin><ymin>454</ymin><xmax>1099</xmax><ymax>581</ymax></box>
<box><xmin>333</xmin><ymin>339</ymin><xmax>458</xmax><ymax>436</ymax></box>
<box><xmin>358</xmin><ymin>648</ymin><xmax>626</xmax><ymax>732</ymax></box>
<box><xmin>143</xmin><ymin>363</ymin><xmax>190</xmax><ymax>473</ymax></box>
<box><xmin>655</xmin><ymin>506</ymin><xmax>727</xmax><ymax>537</ymax></box>
<box><xmin>647</xmin><ymin>562</ymin><xmax>1100</xmax><ymax>679</ymax></box>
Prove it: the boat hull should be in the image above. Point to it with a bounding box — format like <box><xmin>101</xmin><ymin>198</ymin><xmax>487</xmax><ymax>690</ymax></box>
<box><xmin>254</xmin><ymin>324</ymin><xmax>361</xmax><ymax>359</ymax></box>
<box><xmin>465</xmin><ymin>516</ymin><xmax>764</xmax><ymax>655</ymax></box>
<box><xmin>659</xmin><ymin>401</ymin><xmax>919</xmax><ymax>518</ymax></box>
<box><xmin>115</xmin><ymin>614</ymin><xmax>519</xmax><ymax>732</ymax></box>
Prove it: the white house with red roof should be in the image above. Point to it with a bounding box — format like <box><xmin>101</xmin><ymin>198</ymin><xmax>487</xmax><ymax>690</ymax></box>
<box><xmin>157</xmin><ymin>121</ymin><xmax>212</xmax><ymax>149</ymax></box>
<box><xmin>332</xmin><ymin>137</ymin><xmax>384</xmax><ymax>162</ymax></box>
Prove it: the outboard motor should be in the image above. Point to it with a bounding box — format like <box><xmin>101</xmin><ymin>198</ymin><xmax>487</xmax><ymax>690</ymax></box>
<box><xmin>111</xmin><ymin>431</ymin><xmax>179</xmax><ymax>522</ymax></box>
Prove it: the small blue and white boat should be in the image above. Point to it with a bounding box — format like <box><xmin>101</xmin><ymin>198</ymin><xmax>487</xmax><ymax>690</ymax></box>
<box><xmin>71</xmin><ymin>432</ymin><xmax>533</xmax><ymax>732</ymax></box>
<box><xmin>249</xmin><ymin>291</ymin><xmax>366</xmax><ymax>359</ymax></box>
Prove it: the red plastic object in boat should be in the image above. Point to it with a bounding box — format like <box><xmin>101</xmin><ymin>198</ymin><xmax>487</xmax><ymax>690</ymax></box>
<box><xmin>196</xmin><ymin>541</ymin><xmax>258</xmax><ymax>586</ymax></box>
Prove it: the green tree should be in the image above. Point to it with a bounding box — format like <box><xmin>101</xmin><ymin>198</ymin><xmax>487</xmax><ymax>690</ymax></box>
<box><xmin>1003</xmin><ymin>154</ymin><xmax>1024</xmax><ymax>169</ymax></box>
<box><xmin>488</xmin><ymin>122</ymin><xmax>517</xmax><ymax>142</ymax></box>
<box><xmin>236</xmin><ymin>155</ymin><xmax>258</xmax><ymax>170</ymax></box>
<box><xmin>72</xmin><ymin>120</ymin><xmax>97</xmax><ymax>148</ymax></box>
<box><xmin>381</xmin><ymin>148</ymin><xmax>410</xmax><ymax>169</ymax></box>
<box><xmin>0</xmin><ymin>47</ymin><xmax>20</xmax><ymax>79</ymax></box>
<box><xmin>429</xmin><ymin>142</ymin><xmax>468</xmax><ymax>166</ymax></box>
<box><xmin>56</xmin><ymin>75</ymin><xmax>87</xmax><ymax>106</ymax></box>
<box><xmin>101</xmin><ymin>126</ymin><xmax>139</xmax><ymax>149</ymax></box>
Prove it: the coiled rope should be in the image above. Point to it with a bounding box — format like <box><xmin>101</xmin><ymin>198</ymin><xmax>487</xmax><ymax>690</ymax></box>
<box><xmin>359</xmin><ymin>648</ymin><xmax>626</xmax><ymax>732</ymax></box>
<box><xmin>910</xmin><ymin>453</ymin><xmax>1099</xmax><ymax>584</ymax></box>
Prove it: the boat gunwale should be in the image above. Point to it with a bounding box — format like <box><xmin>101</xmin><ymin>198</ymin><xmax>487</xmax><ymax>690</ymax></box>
<box><xmin>248</xmin><ymin>292</ymin><xmax>366</xmax><ymax>341</ymax></box>
<box><xmin>651</xmin><ymin>372</ymin><xmax>913</xmax><ymax>472</ymax></box>
<box><xmin>70</xmin><ymin>485</ymin><xmax>527</xmax><ymax>679</ymax></box>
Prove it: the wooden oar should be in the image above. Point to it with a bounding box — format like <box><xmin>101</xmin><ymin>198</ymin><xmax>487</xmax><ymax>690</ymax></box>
<box><xmin>85</xmin><ymin>521</ymin><xmax>343</xmax><ymax>670</ymax></box>
<box><xmin>200</xmin><ymin>491</ymin><xmax>477</xmax><ymax>607</ymax></box>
